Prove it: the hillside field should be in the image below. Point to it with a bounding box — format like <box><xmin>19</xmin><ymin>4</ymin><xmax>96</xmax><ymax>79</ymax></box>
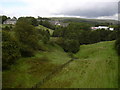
<box><xmin>2</xmin><ymin>41</ymin><xmax>118</xmax><ymax>88</ymax></box>
<box><xmin>2</xmin><ymin>44</ymin><xmax>70</xmax><ymax>88</ymax></box>
<box><xmin>40</xmin><ymin>41</ymin><xmax>118</xmax><ymax>88</ymax></box>
<box><xmin>36</xmin><ymin>25</ymin><xmax>54</xmax><ymax>35</ymax></box>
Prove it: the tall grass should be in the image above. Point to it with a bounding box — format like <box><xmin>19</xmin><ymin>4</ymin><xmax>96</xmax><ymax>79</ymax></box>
<box><xmin>41</xmin><ymin>41</ymin><xmax>118</xmax><ymax>88</ymax></box>
<box><xmin>2</xmin><ymin>44</ymin><xmax>70</xmax><ymax>88</ymax></box>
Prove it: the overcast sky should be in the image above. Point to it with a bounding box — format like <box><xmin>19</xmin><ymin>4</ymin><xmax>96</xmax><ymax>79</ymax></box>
<box><xmin>0</xmin><ymin>0</ymin><xmax>119</xmax><ymax>20</ymax></box>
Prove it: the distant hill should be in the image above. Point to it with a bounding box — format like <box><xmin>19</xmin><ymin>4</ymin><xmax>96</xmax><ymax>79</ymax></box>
<box><xmin>49</xmin><ymin>17</ymin><xmax>118</xmax><ymax>25</ymax></box>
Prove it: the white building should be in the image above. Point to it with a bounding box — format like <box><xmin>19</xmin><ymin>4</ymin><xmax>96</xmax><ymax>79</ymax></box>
<box><xmin>91</xmin><ymin>26</ymin><xmax>114</xmax><ymax>31</ymax></box>
<box><xmin>3</xmin><ymin>17</ymin><xmax>17</xmax><ymax>25</ymax></box>
<box><xmin>109</xmin><ymin>28</ymin><xmax>114</xmax><ymax>31</ymax></box>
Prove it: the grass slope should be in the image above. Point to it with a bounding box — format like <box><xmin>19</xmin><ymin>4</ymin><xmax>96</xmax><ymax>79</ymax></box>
<box><xmin>36</xmin><ymin>25</ymin><xmax>54</xmax><ymax>35</ymax></box>
<box><xmin>2</xmin><ymin>44</ymin><xmax>70</xmax><ymax>88</ymax></box>
<box><xmin>41</xmin><ymin>41</ymin><xmax>118</xmax><ymax>88</ymax></box>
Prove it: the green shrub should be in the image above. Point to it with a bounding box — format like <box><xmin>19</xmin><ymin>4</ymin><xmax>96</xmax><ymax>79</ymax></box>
<box><xmin>2</xmin><ymin>31</ymin><xmax>21</xmax><ymax>70</ymax></box>
<box><xmin>63</xmin><ymin>39</ymin><xmax>80</xmax><ymax>53</ymax></box>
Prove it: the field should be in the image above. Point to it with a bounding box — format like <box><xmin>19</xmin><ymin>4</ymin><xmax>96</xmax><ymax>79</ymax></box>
<box><xmin>36</xmin><ymin>25</ymin><xmax>54</xmax><ymax>35</ymax></box>
<box><xmin>40</xmin><ymin>41</ymin><xmax>118</xmax><ymax>88</ymax></box>
<box><xmin>2</xmin><ymin>44</ymin><xmax>70</xmax><ymax>88</ymax></box>
<box><xmin>2</xmin><ymin>41</ymin><xmax>118</xmax><ymax>88</ymax></box>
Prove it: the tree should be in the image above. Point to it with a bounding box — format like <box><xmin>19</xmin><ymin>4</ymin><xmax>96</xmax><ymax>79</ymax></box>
<box><xmin>108</xmin><ymin>31</ymin><xmax>117</xmax><ymax>40</ymax></box>
<box><xmin>18</xmin><ymin>17</ymin><xmax>38</xmax><ymax>26</ymax></box>
<box><xmin>63</xmin><ymin>39</ymin><xmax>80</xmax><ymax>53</ymax></box>
<box><xmin>2</xmin><ymin>31</ymin><xmax>21</xmax><ymax>70</ymax></box>
<box><xmin>14</xmin><ymin>21</ymin><xmax>39</xmax><ymax>57</ymax></box>
<box><xmin>1</xmin><ymin>15</ymin><xmax>8</xmax><ymax>24</ymax></box>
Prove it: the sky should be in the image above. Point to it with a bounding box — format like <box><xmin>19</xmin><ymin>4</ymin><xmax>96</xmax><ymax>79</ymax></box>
<box><xmin>0</xmin><ymin>0</ymin><xmax>119</xmax><ymax>20</ymax></box>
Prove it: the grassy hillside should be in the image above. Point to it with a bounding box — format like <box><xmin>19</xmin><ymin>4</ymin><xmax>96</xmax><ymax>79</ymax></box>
<box><xmin>2</xmin><ymin>44</ymin><xmax>71</xmax><ymax>88</ymax></box>
<box><xmin>36</xmin><ymin>25</ymin><xmax>54</xmax><ymax>35</ymax></box>
<box><xmin>40</xmin><ymin>41</ymin><xmax>118</xmax><ymax>88</ymax></box>
<box><xmin>50</xmin><ymin>17</ymin><xmax>118</xmax><ymax>25</ymax></box>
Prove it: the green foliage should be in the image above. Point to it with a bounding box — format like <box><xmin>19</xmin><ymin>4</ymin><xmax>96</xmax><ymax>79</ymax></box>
<box><xmin>53</xmin><ymin>27</ymin><xmax>64</xmax><ymax>37</ymax></box>
<box><xmin>2</xmin><ymin>26</ymin><xmax>11</xmax><ymax>30</ymax></box>
<box><xmin>63</xmin><ymin>39</ymin><xmax>80</xmax><ymax>53</ymax></box>
<box><xmin>1</xmin><ymin>15</ymin><xmax>8</xmax><ymax>24</ymax></box>
<box><xmin>20</xmin><ymin>44</ymin><xmax>35</xmax><ymax>57</ymax></box>
<box><xmin>39</xmin><ymin>20</ymin><xmax>55</xmax><ymax>30</ymax></box>
<box><xmin>2</xmin><ymin>43</ymin><xmax>70</xmax><ymax>88</ymax></box>
<box><xmin>68</xmin><ymin>22</ymin><xmax>91</xmax><ymax>31</ymax></box>
<box><xmin>108</xmin><ymin>31</ymin><xmax>117</xmax><ymax>40</ymax></box>
<box><xmin>14</xmin><ymin>21</ymin><xmax>39</xmax><ymax>57</ymax></box>
<box><xmin>87</xmin><ymin>30</ymin><xmax>101</xmax><ymax>44</ymax></box>
<box><xmin>78</xmin><ymin>30</ymin><xmax>90</xmax><ymax>44</ymax></box>
<box><xmin>95</xmin><ymin>23</ymin><xmax>110</xmax><ymax>26</ymax></box>
<box><xmin>37</xmin><ymin>29</ymin><xmax>50</xmax><ymax>44</ymax></box>
<box><xmin>53</xmin><ymin>22</ymin><xmax>117</xmax><ymax>54</ymax></box>
<box><xmin>41</xmin><ymin>41</ymin><xmax>118</xmax><ymax>88</ymax></box>
<box><xmin>115</xmin><ymin>39</ymin><xmax>120</xmax><ymax>55</ymax></box>
<box><xmin>2</xmin><ymin>31</ymin><xmax>21</xmax><ymax>70</ymax></box>
<box><xmin>18</xmin><ymin>17</ymin><xmax>38</xmax><ymax>26</ymax></box>
<box><xmin>115</xmin><ymin>30</ymin><xmax>120</xmax><ymax>55</ymax></box>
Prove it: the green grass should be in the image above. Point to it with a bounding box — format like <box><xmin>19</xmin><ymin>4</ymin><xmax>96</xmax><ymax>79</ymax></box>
<box><xmin>2</xmin><ymin>41</ymin><xmax>118</xmax><ymax>88</ymax></box>
<box><xmin>40</xmin><ymin>41</ymin><xmax>118</xmax><ymax>88</ymax></box>
<box><xmin>36</xmin><ymin>25</ymin><xmax>54</xmax><ymax>35</ymax></box>
<box><xmin>2</xmin><ymin>44</ymin><xmax>70</xmax><ymax>88</ymax></box>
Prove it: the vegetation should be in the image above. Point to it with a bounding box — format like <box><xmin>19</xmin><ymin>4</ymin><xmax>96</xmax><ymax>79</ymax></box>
<box><xmin>62</xmin><ymin>39</ymin><xmax>80</xmax><ymax>53</ymax></box>
<box><xmin>49</xmin><ymin>17</ymin><xmax>118</xmax><ymax>25</ymax></box>
<box><xmin>0</xmin><ymin>15</ymin><xmax>10</xmax><ymax>24</ymax></box>
<box><xmin>36</xmin><ymin>25</ymin><xmax>54</xmax><ymax>35</ymax></box>
<box><xmin>38</xmin><ymin>20</ymin><xmax>55</xmax><ymax>30</ymax></box>
<box><xmin>2</xmin><ymin>31</ymin><xmax>21</xmax><ymax>70</ymax></box>
<box><xmin>14</xmin><ymin>21</ymin><xmax>40</xmax><ymax>57</ymax></box>
<box><xmin>2</xmin><ymin>44</ymin><xmax>71</xmax><ymax>88</ymax></box>
<box><xmin>18</xmin><ymin>17</ymin><xmax>38</xmax><ymax>26</ymax></box>
<box><xmin>2</xmin><ymin>17</ymin><xmax>51</xmax><ymax>70</ymax></box>
<box><xmin>41</xmin><ymin>41</ymin><xmax>118</xmax><ymax>88</ymax></box>
<box><xmin>2</xmin><ymin>15</ymin><xmax>119</xmax><ymax>88</ymax></box>
<box><xmin>53</xmin><ymin>22</ymin><xmax>117</xmax><ymax>53</ymax></box>
<box><xmin>115</xmin><ymin>30</ymin><xmax>120</xmax><ymax>56</ymax></box>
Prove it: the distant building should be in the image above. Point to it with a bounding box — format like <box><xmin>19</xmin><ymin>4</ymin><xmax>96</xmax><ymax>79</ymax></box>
<box><xmin>91</xmin><ymin>26</ymin><xmax>114</xmax><ymax>31</ymax></box>
<box><xmin>109</xmin><ymin>28</ymin><xmax>114</xmax><ymax>31</ymax></box>
<box><xmin>3</xmin><ymin>17</ymin><xmax>17</xmax><ymax>25</ymax></box>
<box><xmin>49</xmin><ymin>20</ymin><xmax>69</xmax><ymax>27</ymax></box>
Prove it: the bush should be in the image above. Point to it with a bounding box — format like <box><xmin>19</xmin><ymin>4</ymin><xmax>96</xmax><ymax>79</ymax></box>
<box><xmin>2</xmin><ymin>31</ymin><xmax>21</xmax><ymax>70</ymax></box>
<box><xmin>63</xmin><ymin>39</ymin><xmax>80</xmax><ymax>53</ymax></box>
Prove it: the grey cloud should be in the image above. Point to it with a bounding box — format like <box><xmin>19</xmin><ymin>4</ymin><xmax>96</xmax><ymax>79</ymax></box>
<box><xmin>56</xmin><ymin>2</ymin><xmax>118</xmax><ymax>18</ymax></box>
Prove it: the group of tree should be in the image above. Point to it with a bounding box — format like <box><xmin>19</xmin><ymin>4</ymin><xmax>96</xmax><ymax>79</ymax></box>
<box><xmin>38</xmin><ymin>20</ymin><xmax>56</xmax><ymax>30</ymax></box>
<box><xmin>53</xmin><ymin>22</ymin><xmax>118</xmax><ymax>53</ymax></box>
<box><xmin>2</xmin><ymin>18</ymin><xmax>50</xmax><ymax>70</ymax></box>
<box><xmin>18</xmin><ymin>17</ymin><xmax>38</xmax><ymax>26</ymax></box>
<box><xmin>2</xmin><ymin>16</ymin><xmax>119</xmax><ymax>70</ymax></box>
